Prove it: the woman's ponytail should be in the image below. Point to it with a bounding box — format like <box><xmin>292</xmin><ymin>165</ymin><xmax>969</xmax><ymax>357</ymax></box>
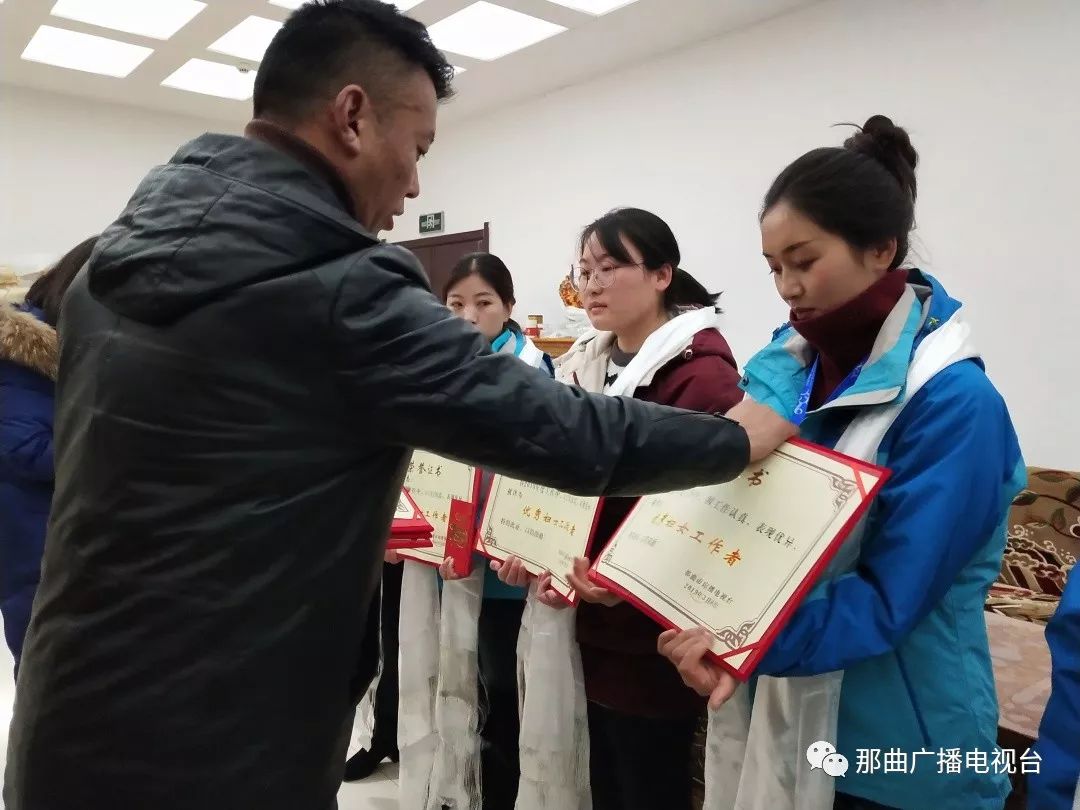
<box><xmin>665</xmin><ymin>268</ymin><xmax>721</xmax><ymax>311</ymax></box>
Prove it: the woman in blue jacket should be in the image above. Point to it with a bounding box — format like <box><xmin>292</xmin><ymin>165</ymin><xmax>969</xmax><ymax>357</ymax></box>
<box><xmin>440</xmin><ymin>252</ymin><xmax>555</xmax><ymax>809</ymax></box>
<box><xmin>0</xmin><ymin>236</ymin><xmax>96</xmax><ymax>673</ymax></box>
<box><xmin>659</xmin><ymin>117</ymin><xmax>1024</xmax><ymax>810</ymax></box>
<box><xmin>371</xmin><ymin>253</ymin><xmax>554</xmax><ymax>809</ymax></box>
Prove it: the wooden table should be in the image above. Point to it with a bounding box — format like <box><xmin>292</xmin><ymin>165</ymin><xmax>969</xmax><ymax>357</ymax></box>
<box><xmin>534</xmin><ymin>337</ymin><xmax>575</xmax><ymax>359</ymax></box>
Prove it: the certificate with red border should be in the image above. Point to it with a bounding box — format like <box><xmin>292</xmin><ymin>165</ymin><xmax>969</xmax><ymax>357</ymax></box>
<box><xmin>387</xmin><ymin>488</ymin><xmax>434</xmax><ymax>550</ymax></box>
<box><xmin>476</xmin><ymin>477</ymin><xmax>603</xmax><ymax>605</ymax></box>
<box><xmin>588</xmin><ymin>439</ymin><xmax>890</xmax><ymax>680</ymax></box>
<box><xmin>397</xmin><ymin>451</ymin><xmax>482</xmax><ymax>567</ymax></box>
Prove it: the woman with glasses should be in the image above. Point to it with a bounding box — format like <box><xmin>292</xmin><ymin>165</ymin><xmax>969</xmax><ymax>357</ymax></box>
<box><xmin>496</xmin><ymin>207</ymin><xmax>743</xmax><ymax>810</ymax></box>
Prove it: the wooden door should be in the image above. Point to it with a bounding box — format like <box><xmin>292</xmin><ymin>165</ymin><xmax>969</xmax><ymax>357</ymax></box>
<box><xmin>396</xmin><ymin>224</ymin><xmax>489</xmax><ymax>298</ymax></box>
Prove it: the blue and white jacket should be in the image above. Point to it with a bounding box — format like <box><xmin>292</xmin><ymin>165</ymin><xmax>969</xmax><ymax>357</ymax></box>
<box><xmin>480</xmin><ymin>327</ymin><xmax>553</xmax><ymax>599</ymax></box>
<box><xmin>741</xmin><ymin>271</ymin><xmax>1025</xmax><ymax>810</ymax></box>
<box><xmin>1031</xmin><ymin>573</ymin><xmax>1080</xmax><ymax>810</ymax></box>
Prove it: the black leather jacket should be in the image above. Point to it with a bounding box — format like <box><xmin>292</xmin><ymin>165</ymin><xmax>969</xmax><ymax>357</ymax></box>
<box><xmin>5</xmin><ymin>133</ymin><xmax>749</xmax><ymax>810</ymax></box>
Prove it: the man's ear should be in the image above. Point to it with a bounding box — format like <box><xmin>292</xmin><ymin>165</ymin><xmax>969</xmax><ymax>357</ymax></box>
<box><xmin>331</xmin><ymin>84</ymin><xmax>372</xmax><ymax>158</ymax></box>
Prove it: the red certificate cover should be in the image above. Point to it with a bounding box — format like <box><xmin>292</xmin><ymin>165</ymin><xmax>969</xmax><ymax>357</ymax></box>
<box><xmin>443</xmin><ymin>498</ymin><xmax>475</xmax><ymax>576</ymax></box>
<box><xmin>387</xmin><ymin>488</ymin><xmax>434</xmax><ymax>550</ymax></box>
<box><xmin>587</xmin><ymin>438</ymin><xmax>890</xmax><ymax>681</ymax></box>
<box><xmin>396</xmin><ymin>455</ymin><xmax>482</xmax><ymax>568</ymax></box>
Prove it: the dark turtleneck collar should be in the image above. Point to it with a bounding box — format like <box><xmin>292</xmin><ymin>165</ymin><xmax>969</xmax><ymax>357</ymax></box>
<box><xmin>244</xmin><ymin>119</ymin><xmax>356</xmax><ymax>219</ymax></box>
<box><xmin>791</xmin><ymin>269</ymin><xmax>909</xmax><ymax>408</ymax></box>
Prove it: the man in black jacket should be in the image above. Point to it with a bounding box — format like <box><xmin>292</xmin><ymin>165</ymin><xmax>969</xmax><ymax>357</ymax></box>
<box><xmin>4</xmin><ymin>2</ymin><xmax>793</xmax><ymax>808</ymax></box>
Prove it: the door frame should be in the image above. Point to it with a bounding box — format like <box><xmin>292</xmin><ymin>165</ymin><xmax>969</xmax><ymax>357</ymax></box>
<box><xmin>395</xmin><ymin>222</ymin><xmax>490</xmax><ymax>253</ymax></box>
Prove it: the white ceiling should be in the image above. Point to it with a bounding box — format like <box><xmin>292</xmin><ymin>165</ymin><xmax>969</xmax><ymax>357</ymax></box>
<box><xmin>0</xmin><ymin>0</ymin><xmax>817</xmax><ymax>128</ymax></box>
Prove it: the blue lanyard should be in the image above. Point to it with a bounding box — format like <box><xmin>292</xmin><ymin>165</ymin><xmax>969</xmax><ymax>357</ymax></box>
<box><xmin>790</xmin><ymin>356</ymin><xmax>866</xmax><ymax>426</ymax></box>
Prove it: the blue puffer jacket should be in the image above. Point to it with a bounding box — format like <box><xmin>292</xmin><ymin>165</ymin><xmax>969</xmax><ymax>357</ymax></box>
<box><xmin>1030</xmin><ymin>573</ymin><xmax>1080</xmax><ymax>810</ymax></box>
<box><xmin>742</xmin><ymin>271</ymin><xmax>1025</xmax><ymax>810</ymax></box>
<box><xmin>0</xmin><ymin>304</ymin><xmax>57</xmax><ymax>671</ymax></box>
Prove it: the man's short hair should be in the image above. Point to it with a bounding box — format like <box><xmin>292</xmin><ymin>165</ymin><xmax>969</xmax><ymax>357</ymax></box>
<box><xmin>253</xmin><ymin>0</ymin><xmax>454</xmax><ymax>120</ymax></box>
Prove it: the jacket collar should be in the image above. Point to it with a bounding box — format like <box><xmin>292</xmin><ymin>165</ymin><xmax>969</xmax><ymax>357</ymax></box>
<box><xmin>0</xmin><ymin>305</ymin><xmax>58</xmax><ymax>380</ymax></box>
<box><xmin>555</xmin><ymin>331</ymin><xmax>616</xmax><ymax>392</ymax></box>
<box><xmin>244</xmin><ymin>119</ymin><xmax>356</xmax><ymax>219</ymax></box>
<box><xmin>742</xmin><ymin>271</ymin><xmax>973</xmax><ymax>418</ymax></box>
<box><xmin>556</xmin><ymin>307</ymin><xmax>723</xmax><ymax>394</ymax></box>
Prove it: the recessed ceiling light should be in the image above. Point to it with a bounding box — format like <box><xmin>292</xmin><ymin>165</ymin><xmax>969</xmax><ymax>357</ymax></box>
<box><xmin>427</xmin><ymin>2</ymin><xmax>565</xmax><ymax>61</ymax></box>
<box><xmin>21</xmin><ymin>25</ymin><xmax>153</xmax><ymax>77</ymax></box>
<box><xmin>50</xmin><ymin>0</ymin><xmax>207</xmax><ymax>40</ymax></box>
<box><xmin>162</xmin><ymin>58</ymin><xmax>257</xmax><ymax>100</ymax></box>
<box><xmin>543</xmin><ymin>0</ymin><xmax>639</xmax><ymax>14</ymax></box>
<box><xmin>208</xmin><ymin>16</ymin><xmax>282</xmax><ymax>63</ymax></box>
<box><xmin>269</xmin><ymin>0</ymin><xmax>424</xmax><ymax>9</ymax></box>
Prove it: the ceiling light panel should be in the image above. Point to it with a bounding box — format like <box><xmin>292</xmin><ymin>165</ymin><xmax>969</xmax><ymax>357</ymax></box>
<box><xmin>269</xmin><ymin>0</ymin><xmax>423</xmax><ymax>7</ymax></box>
<box><xmin>427</xmin><ymin>2</ymin><xmax>566</xmax><ymax>61</ymax></box>
<box><xmin>21</xmin><ymin>25</ymin><xmax>153</xmax><ymax>78</ymax></box>
<box><xmin>543</xmin><ymin>0</ymin><xmax>639</xmax><ymax>13</ymax></box>
<box><xmin>50</xmin><ymin>0</ymin><xmax>207</xmax><ymax>40</ymax></box>
<box><xmin>163</xmin><ymin>59</ymin><xmax>257</xmax><ymax>100</ymax></box>
<box><xmin>209</xmin><ymin>16</ymin><xmax>282</xmax><ymax>63</ymax></box>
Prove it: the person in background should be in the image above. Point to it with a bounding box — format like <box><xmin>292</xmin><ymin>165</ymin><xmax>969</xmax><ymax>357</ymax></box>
<box><xmin>4</xmin><ymin>1</ymin><xmax>792</xmax><ymax>807</ymax></box>
<box><xmin>0</xmin><ymin>236</ymin><xmax>97</xmax><ymax>674</ymax></box>
<box><xmin>354</xmin><ymin>252</ymin><xmax>550</xmax><ymax>798</ymax></box>
<box><xmin>1030</xmin><ymin>573</ymin><xmax>1080</xmax><ymax>810</ymax></box>
<box><xmin>432</xmin><ymin>252</ymin><xmax>553</xmax><ymax>809</ymax></box>
<box><xmin>659</xmin><ymin>116</ymin><xmax>1024</xmax><ymax>810</ymax></box>
<box><xmin>498</xmin><ymin>207</ymin><xmax>744</xmax><ymax>810</ymax></box>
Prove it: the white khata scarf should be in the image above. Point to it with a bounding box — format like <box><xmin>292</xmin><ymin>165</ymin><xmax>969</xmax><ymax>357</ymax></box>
<box><xmin>395</xmin><ymin>330</ymin><xmax>550</xmax><ymax>810</ymax></box>
<box><xmin>703</xmin><ymin>306</ymin><xmax>977</xmax><ymax>810</ymax></box>
<box><xmin>516</xmin><ymin>307</ymin><xmax>725</xmax><ymax>810</ymax></box>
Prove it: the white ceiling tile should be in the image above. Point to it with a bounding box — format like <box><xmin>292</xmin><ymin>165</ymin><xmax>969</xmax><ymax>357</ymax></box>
<box><xmin>428</xmin><ymin>2</ymin><xmax>566</xmax><ymax>61</ymax></box>
<box><xmin>50</xmin><ymin>0</ymin><xmax>207</xmax><ymax>40</ymax></box>
<box><xmin>208</xmin><ymin>16</ymin><xmax>283</xmax><ymax>63</ymax></box>
<box><xmin>21</xmin><ymin>25</ymin><xmax>153</xmax><ymax>78</ymax></box>
<box><xmin>162</xmin><ymin>58</ymin><xmax>257</xmax><ymax>100</ymax></box>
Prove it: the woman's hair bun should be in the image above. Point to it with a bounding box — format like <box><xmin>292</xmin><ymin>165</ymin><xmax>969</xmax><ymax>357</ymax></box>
<box><xmin>843</xmin><ymin>114</ymin><xmax>919</xmax><ymax>202</ymax></box>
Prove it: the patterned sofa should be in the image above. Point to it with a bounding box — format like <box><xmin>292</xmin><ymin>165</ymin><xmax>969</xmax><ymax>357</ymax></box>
<box><xmin>987</xmin><ymin>467</ymin><xmax>1079</xmax><ymax>624</ymax></box>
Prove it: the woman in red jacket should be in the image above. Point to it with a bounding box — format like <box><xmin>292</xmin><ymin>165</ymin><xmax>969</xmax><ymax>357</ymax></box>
<box><xmin>497</xmin><ymin>207</ymin><xmax>744</xmax><ymax>810</ymax></box>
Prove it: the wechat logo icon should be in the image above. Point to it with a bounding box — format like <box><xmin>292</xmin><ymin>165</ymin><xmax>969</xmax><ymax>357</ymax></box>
<box><xmin>807</xmin><ymin>741</ymin><xmax>849</xmax><ymax>778</ymax></box>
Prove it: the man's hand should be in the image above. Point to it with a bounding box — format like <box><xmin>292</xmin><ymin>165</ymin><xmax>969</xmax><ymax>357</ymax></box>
<box><xmin>658</xmin><ymin>627</ymin><xmax>739</xmax><ymax>710</ymax></box>
<box><xmin>384</xmin><ymin>549</ymin><xmax>403</xmax><ymax>564</ymax></box>
<box><xmin>726</xmin><ymin>398</ymin><xmax>797</xmax><ymax>463</ymax></box>
<box><xmin>566</xmin><ymin>557</ymin><xmax>621</xmax><ymax>607</ymax></box>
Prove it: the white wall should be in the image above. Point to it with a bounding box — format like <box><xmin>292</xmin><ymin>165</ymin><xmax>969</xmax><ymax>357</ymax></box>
<box><xmin>0</xmin><ymin>84</ymin><xmax>237</xmax><ymax>274</ymax></box>
<box><xmin>394</xmin><ymin>0</ymin><xmax>1080</xmax><ymax>470</ymax></box>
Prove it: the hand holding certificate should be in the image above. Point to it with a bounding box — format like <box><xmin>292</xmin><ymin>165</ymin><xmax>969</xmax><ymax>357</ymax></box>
<box><xmin>397</xmin><ymin>450</ymin><xmax>481</xmax><ymax>571</ymax></box>
<box><xmin>589</xmin><ymin>439</ymin><xmax>889</xmax><ymax>679</ymax></box>
<box><xmin>477</xmin><ymin>477</ymin><xmax>602</xmax><ymax>604</ymax></box>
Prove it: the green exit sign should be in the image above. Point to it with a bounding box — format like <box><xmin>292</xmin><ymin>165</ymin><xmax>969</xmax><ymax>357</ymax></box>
<box><xmin>419</xmin><ymin>212</ymin><xmax>444</xmax><ymax>234</ymax></box>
